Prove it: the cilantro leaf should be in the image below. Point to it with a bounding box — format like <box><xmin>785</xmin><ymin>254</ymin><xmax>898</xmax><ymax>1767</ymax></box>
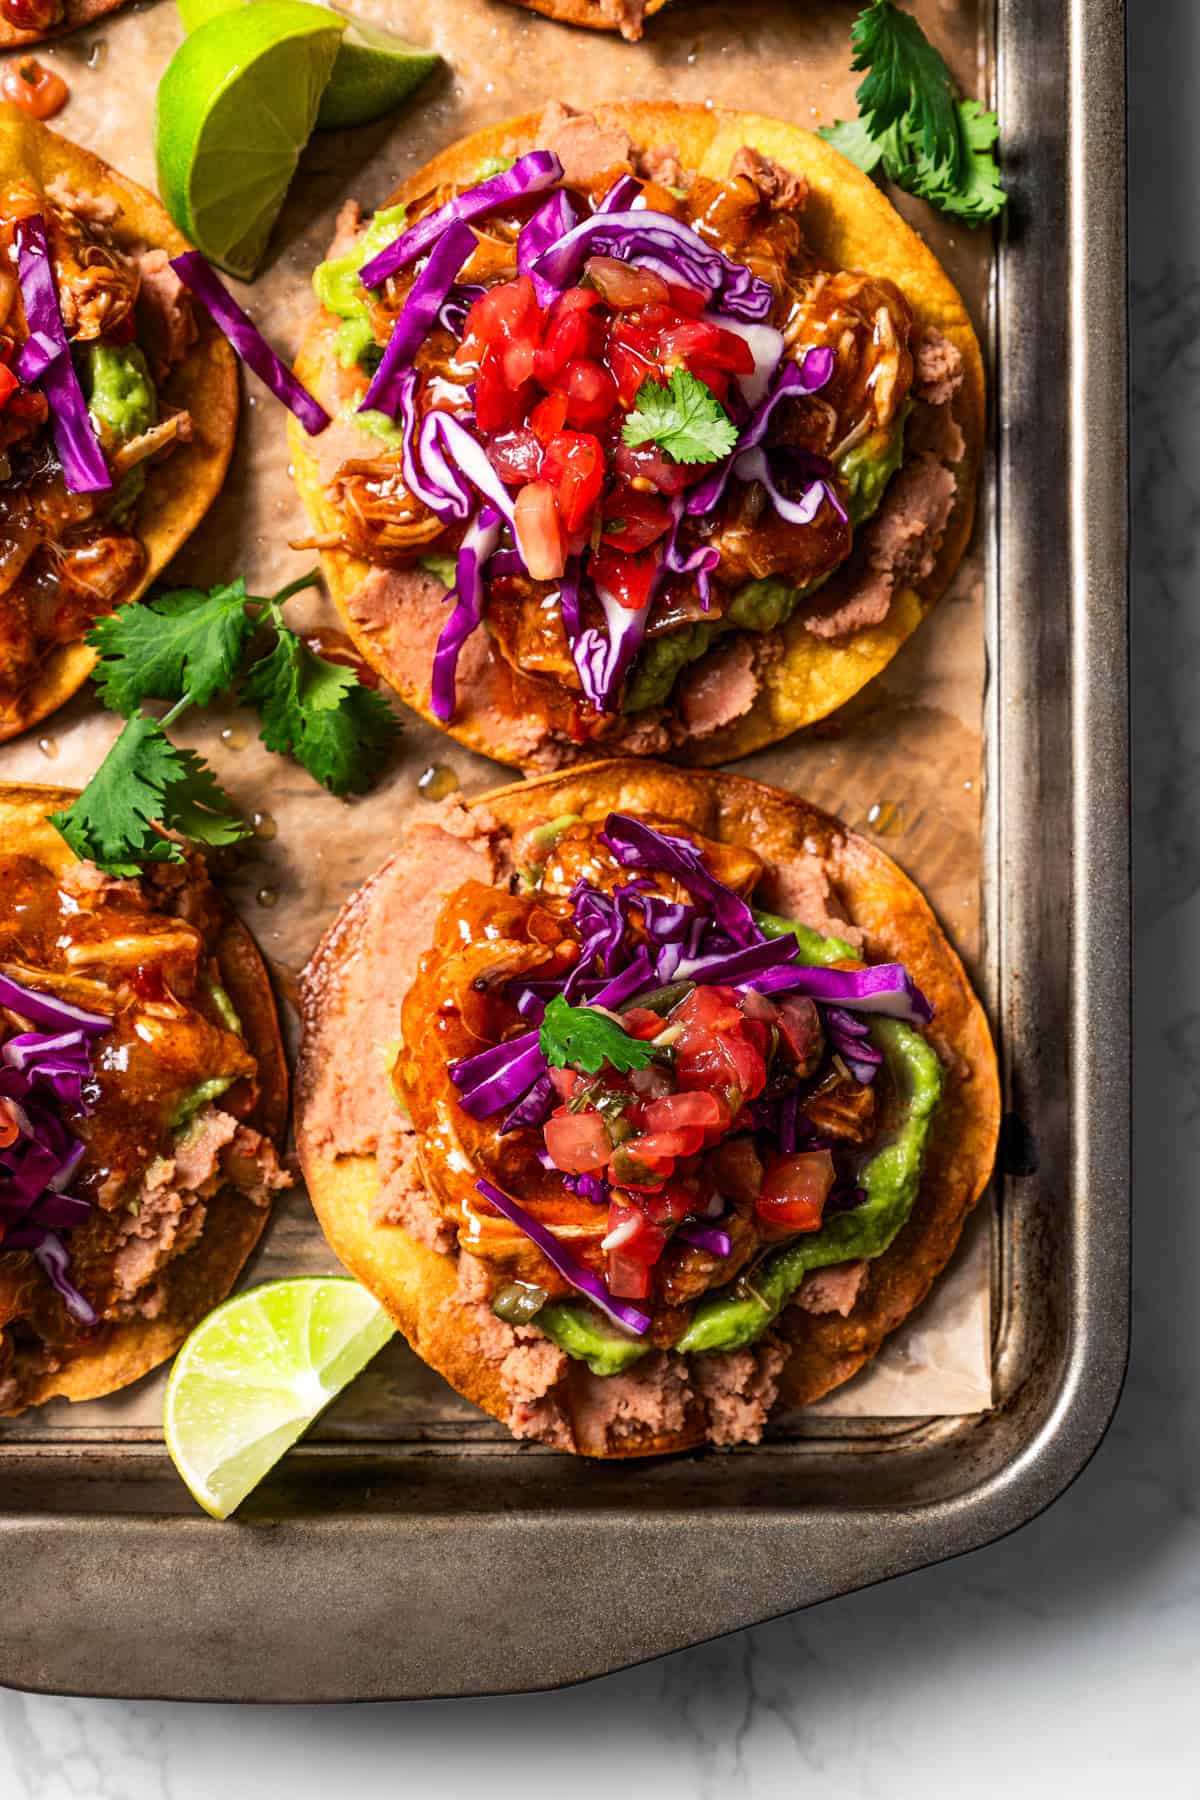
<box><xmin>819</xmin><ymin>3</ymin><xmax>1005</xmax><ymax>226</ymax></box>
<box><xmin>242</xmin><ymin>628</ymin><xmax>398</xmax><ymax>796</ymax></box>
<box><xmin>850</xmin><ymin>0</ymin><xmax>962</xmax><ymax>181</ymax></box>
<box><xmin>88</xmin><ymin>580</ymin><xmax>256</xmax><ymax>715</ymax></box>
<box><xmin>49</xmin><ymin>716</ymin><xmax>249</xmax><ymax>876</ymax></box>
<box><xmin>622</xmin><ymin>368</ymin><xmax>739</xmax><ymax>466</ymax></box>
<box><xmin>816</xmin><ymin>115</ymin><xmax>886</xmax><ymax>176</ymax></box>
<box><xmin>539</xmin><ymin>995</ymin><xmax>661</xmax><ymax>1077</ymax></box>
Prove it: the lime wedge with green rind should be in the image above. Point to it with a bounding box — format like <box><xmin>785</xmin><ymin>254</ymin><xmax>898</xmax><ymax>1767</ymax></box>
<box><xmin>173</xmin><ymin>0</ymin><xmax>441</xmax><ymax>132</ymax></box>
<box><xmin>155</xmin><ymin>1</ymin><xmax>345</xmax><ymax>280</ymax></box>
<box><xmin>163</xmin><ymin>1276</ymin><xmax>395</xmax><ymax>1519</ymax></box>
<box><xmin>315</xmin><ymin>17</ymin><xmax>440</xmax><ymax>130</ymax></box>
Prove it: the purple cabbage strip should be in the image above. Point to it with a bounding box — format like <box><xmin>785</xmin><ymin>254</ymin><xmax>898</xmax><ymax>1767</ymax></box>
<box><xmin>518</xmin><ymin>189</ymin><xmax>580</xmax><ymax>305</ymax></box>
<box><xmin>573</xmin><ymin>572</ymin><xmax>651</xmax><ymax>713</ymax></box>
<box><xmin>686</xmin><ymin>346</ymin><xmax>837</xmax><ymax>519</ymax></box>
<box><xmin>597</xmin><ymin>174</ymin><xmax>643</xmax><ymax>214</ymax></box>
<box><xmin>396</xmin><ymin>368</ymin><xmax>455</xmax><ymax>515</ymax></box>
<box><xmin>530</xmin><ymin>207</ymin><xmax>773</xmax><ymax>321</ymax></box>
<box><xmin>360</xmin><ymin>151</ymin><xmax>564</xmax><ymax>288</ymax></box>
<box><xmin>418</xmin><ymin>410</ymin><xmax>518</xmax><ymax>526</ymax></box>
<box><xmin>475</xmin><ymin>1176</ymin><xmax>650</xmax><ymax>1335</ymax></box>
<box><xmin>438</xmin><ymin>283</ymin><xmax>486</xmax><ymax>338</ymax></box>
<box><xmin>601</xmin><ymin>814</ymin><xmax>759</xmax><ymax>945</ymax></box>
<box><xmin>14</xmin><ymin>215</ymin><xmax>112</xmax><ymax>494</ymax></box>
<box><xmin>675</xmin><ymin>1221</ymin><xmax>733</xmax><ymax>1257</ymax></box>
<box><xmin>449</xmin><ymin>1023</ymin><xmax>543</xmax><ymax>1117</ymax></box>
<box><xmin>171</xmin><ymin>251</ymin><xmax>330</xmax><ymax>436</ymax></box>
<box><xmin>563</xmin><ymin>1170</ymin><xmax>610</xmax><ymax>1205</ymax></box>
<box><xmin>431</xmin><ymin>506</ymin><xmax>503</xmax><ymax>722</ymax></box>
<box><xmin>0</xmin><ymin>973</ymin><xmax>110</xmax><ymax>1035</ymax></box>
<box><xmin>361</xmin><ymin>220</ymin><xmax>479</xmax><ymax>416</ymax></box>
<box><xmin>499</xmin><ymin>1071</ymin><xmax>556</xmax><ymax>1135</ymax></box>
<box><xmin>743</xmin><ymin>961</ymin><xmax>934</xmax><ymax>1023</ymax></box>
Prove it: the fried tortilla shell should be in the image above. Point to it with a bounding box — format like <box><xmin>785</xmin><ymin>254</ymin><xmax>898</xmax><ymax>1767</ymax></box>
<box><xmin>0</xmin><ymin>0</ymin><xmax>128</xmax><ymax>49</ymax></box>
<box><xmin>505</xmin><ymin>0</ymin><xmax>671</xmax><ymax>40</ymax></box>
<box><xmin>290</xmin><ymin>102</ymin><xmax>984</xmax><ymax>771</ymax></box>
<box><xmin>296</xmin><ymin>761</ymin><xmax>1000</xmax><ymax>1457</ymax></box>
<box><xmin>0</xmin><ymin>109</ymin><xmax>238</xmax><ymax>744</ymax></box>
<box><xmin>0</xmin><ymin>785</ymin><xmax>287</xmax><ymax>1411</ymax></box>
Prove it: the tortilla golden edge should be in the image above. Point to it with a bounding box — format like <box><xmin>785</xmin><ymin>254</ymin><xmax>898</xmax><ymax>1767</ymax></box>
<box><xmin>296</xmin><ymin>759</ymin><xmax>1000</xmax><ymax>1457</ymax></box>
<box><xmin>0</xmin><ymin>783</ymin><xmax>288</xmax><ymax>1414</ymax></box>
<box><xmin>505</xmin><ymin>0</ymin><xmax>670</xmax><ymax>35</ymax></box>
<box><xmin>0</xmin><ymin>109</ymin><xmax>239</xmax><ymax>745</ymax></box>
<box><xmin>0</xmin><ymin>0</ymin><xmax>129</xmax><ymax>49</ymax></box>
<box><xmin>289</xmin><ymin>102</ymin><xmax>984</xmax><ymax>770</ymax></box>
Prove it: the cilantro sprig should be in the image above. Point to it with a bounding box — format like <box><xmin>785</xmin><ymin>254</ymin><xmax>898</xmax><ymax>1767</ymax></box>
<box><xmin>622</xmin><ymin>368</ymin><xmax>739</xmax><ymax>466</ymax></box>
<box><xmin>819</xmin><ymin>1</ymin><xmax>1005</xmax><ymax>225</ymax></box>
<box><xmin>539</xmin><ymin>996</ymin><xmax>661</xmax><ymax>1077</ymax></box>
<box><xmin>52</xmin><ymin>572</ymin><xmax>399</xmax><ymax>874</ymax></box>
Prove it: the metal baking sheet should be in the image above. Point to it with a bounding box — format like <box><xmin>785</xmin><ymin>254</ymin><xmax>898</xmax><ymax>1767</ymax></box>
<box><xmin>0</xmin><ymin>0</ymin><xmax>1128</xmax><ymax>1700</ymax></box>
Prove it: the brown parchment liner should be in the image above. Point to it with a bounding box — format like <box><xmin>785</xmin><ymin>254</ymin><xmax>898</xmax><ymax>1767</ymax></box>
<box><xmin>0</xmin><ymin>0</ymin><xmax>993</xmax><ymax>1439</ymax></box>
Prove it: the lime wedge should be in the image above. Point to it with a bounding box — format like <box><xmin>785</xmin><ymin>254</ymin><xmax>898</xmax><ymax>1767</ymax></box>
<box><xmin>155</xmin><ymin>1</ymin><xmax>345</xmax><ymax>280</ymax></box>
<box><xmin>163</xmin><ymin>1276</ymin><xmax>395</xmax><ymax>1519</ymax></box>
<box><xmin>315</xmin><ymin>17</ymin><xmax>440</xmax><ymax>131</ymax></box>
<box><xmin>175</xmin><ymin>0</ymin><xmax>239</xmax><ymax>27</ymax></box>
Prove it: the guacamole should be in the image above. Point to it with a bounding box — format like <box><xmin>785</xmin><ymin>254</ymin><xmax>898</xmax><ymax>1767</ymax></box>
<box><xmin>313</xmin><ymin>204</ymin><xmax>408</xmax><ymax>369</ymax></box>
<box><xmin>839</xmin><ymin>409</ymin><xmax>909</xmax><ymax>528</ymax></box>
<box><xmin>529</xmin><ymin>914</ymin><xmax>944</xmax><ymax>1376</ymax></box>
<box><xmin>83</xmin><ymin>344</ymin><xmax>158</xmax><ymax>518</ymax></box>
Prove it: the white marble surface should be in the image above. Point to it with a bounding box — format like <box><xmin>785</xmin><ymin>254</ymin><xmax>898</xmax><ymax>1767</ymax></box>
<box><xmin>0</xmin><ymin>5</ymin><xmax>1183</xmax><ymax>1793</ymax></box>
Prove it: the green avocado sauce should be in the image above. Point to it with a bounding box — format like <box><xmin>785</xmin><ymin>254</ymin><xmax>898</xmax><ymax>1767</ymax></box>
<box><xmin>168</xmin><ymin>1074</ymin><xmax>237</xmax><ymax>1131</ymax></box>
<box><xmin>530</xmin><ymin>911</ymin><xmax>944</xmax><ymax>1376</ymax></box>
<box><xmin>621</xmin><ymin>411</ymin><xmax>910</xmax><ymax>715</ymax></box>
<box><xmin>313</xmin><ymin>203</ymin><xmax>407</xmax><ymax>370</ymax></box>
<box><xmin>82</xmin><ymin>343</ymin><xmax>157</xmax><ymax>519</ymax></box>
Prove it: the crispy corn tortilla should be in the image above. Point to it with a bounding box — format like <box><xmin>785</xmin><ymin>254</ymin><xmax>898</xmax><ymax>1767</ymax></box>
<box><xmin>0</xmin><ymin>784</ymin><xmax>288</xmax><ymax>1413</ymax></box>
<box><xmin>0</xmin><ymin>108</ymin><xmax>238</xmax><ymax>745</ymax></box>
<box><xmin>506</xmin><ymin>0</ymin><xmax>671</xmax><ymax>37</ymax></box>
<box><xmin>296</xmin><ymin>761</ymin><xmax>1000</xmax><ymax>1457</ymax></box>
<box><xmin>290</xmin><ymin>102</ymin><xmax>984</xmax><ymax>771</ymax></box>
<box><xmin>0</xmin><ymin>0</ymin><xmax>129</xmax><ymax>49</ymax></box>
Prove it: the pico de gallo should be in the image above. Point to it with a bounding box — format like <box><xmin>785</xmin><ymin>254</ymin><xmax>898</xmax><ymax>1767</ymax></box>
<box><xmin>303</xmin><ymin>109</ymin><xmax>960</xmax><ymax>748</ymax></box>
<box><xmin>397</xmin><ymin>810</ymin><xmax>943</xmax><ymax>1362</ymax></box>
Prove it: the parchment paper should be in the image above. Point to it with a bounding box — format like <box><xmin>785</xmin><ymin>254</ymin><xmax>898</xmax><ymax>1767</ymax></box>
<box><xmin>0</xmin><ymin>0</ymin><xmax>994</xmax><ymax>1438</ymax></box>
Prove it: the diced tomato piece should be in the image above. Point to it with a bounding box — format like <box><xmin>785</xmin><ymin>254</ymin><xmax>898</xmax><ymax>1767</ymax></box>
<box><xmin>529</xmin><ymin>391</ymin><xmax>569</xmax><ymax>445</ymax></box>
<box><xmin>641</xmin><ymin>1090</ymin><xmax>728</xmax><ymax>1137</ymax></box>
<box><xmin>601</xmin><ymin>486</ymin><xmax>673</xmax><ymax>553</ymax></box>
<box><xmin>674</xmin><ymin>986</ymin><xmax>745</xmax><ymax>1035</ymax></box>
<box><xmin>666</xmin><ymin>282</ymin><xmax>707</xmax><ymax>317</ymax></box>
<box><xmin>603</xmin><ymin>1199</ymin><xmax>667</xmax><ymax>1262</ymax></box>
<box><xmin>589</xmin><ymin>545</ymin><xmax>659</xmax><ymax>611</ymax></box>
<box><xmin>549</xmin><ymin>1067</ymin><xmax>582</xmax><ymax>1103</ymax></box>
<box><xmin>544</xmin><ymin>1106</ymin><xmax>611</xmax><ymax>1173</ymax></box>
<box><xmin>605</xmin><ymin>318</ymin><xmax>661</xmax><ymax>407</ymax></box>
<box><xmin>514</xmin><ymin>481</ymin><xmax>566</xmax><ymax>581</ymax></box>
<box><xmin>612</xmin><ymin>440</ymin><xmax>695</xmax><ymax>496</ymax></box>
<box><xmin>534</xmin><ymin>287</ymin><xmax>603</xmax><ymax>384</ymax></box>
<box><xmin>641</xmin><ymin>1180</ymin><xmax>700</xmax><ymax>1227</ymax></box>
<box><xmin>541</xmin><ymin>430</ymin><xmax>605</xmax><ymax>533</ymax></box>
<box><xmin>476</xmin><ymin>345</ymin><xmax>532</xmax><ymax>433</ymax></box>
<box><xmin>755</xmin><ymin>1150</ymin><xmax>837</xmax><ymax>1233</ymax></box>
<box><xmin>607</xmin><ymin>1250</ymin><xmax>654</xmax><ymax>1299</ymax></box>
<box><xmin>686</xmin><ymin>362</ymin><xmax>731</xmax><ymax>405</ymax></box>
<box><xmin>584</xmin><ymin>256</ymin><xmax>671</xmax><ymax>310</ymax></box>
<box><xmin>552</xmin><ymin>357</ymin><xmax>619</xmax><ymax>430</ymax></box>
<box><xmin>487</xmin><ymin>426</ymin><xmax>543</xmax><ymax>485</ymax></box>
<box><xmin>462</xmin><ymin>274</ymin><xmax>544</xmax><ymax>363</ymax></box>
<box><xmin>0</xmin><ymin>363</ymin><xmax>16</xmax><ymax>410</ymax></box>
<box><xmin>620</xmin><ymin>1007</ymin><xmax>664</xmax><ymax>1041</ymax></box>
<box><xmin>776</xmin><ymin>996</ymin><xmax>822</xmax><ymax>1068</ymax></box>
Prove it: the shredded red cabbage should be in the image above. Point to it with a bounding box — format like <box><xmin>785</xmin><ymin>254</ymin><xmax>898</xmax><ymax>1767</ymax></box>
<box><xmin>475</xmin><ymin>1176</ymin><xmax>650</xmax><ymax>1335</ymax></box>
<box><xmin>675</xmin><ymin>1221</ymin><xmax>733</xmax><ymax>1257</ymax></box>
<box><xmin>360</xmin><ymin>151</ymin><xmax>564</xmax><ymax>289</ymax></box>
<box><xmin>530</xmin><ymin>207</ymin><xmax>773</xmax><ymax>321</ymax></box>
<box><xmin>438</xmin><ymin>283</ymin><xmax>486</xmax><ymax>338</ymax></box>
<box><xmin>431</xmin><ymin>505</ymin><xmax>503</xmax><ymax>722</ymax></box>
<box><xmin>825</xmin><ymin>1005</ymin><xmax>884</xmax><ymax>1085</ymax></box>
<box><xmin>601</xmin><ymin>814</ymin><xmax>759</xmax><ymax>945</ymax></box>
<box><xmin>362</xmin><ymin>220</ymin><xmax>478</xmax><ymax>417</ymax></box>
<box><xmin>396</xmin><ymin>367</ymin><xmax>452</xmax><ymax>514</ymax></box>
<box><xmin>171</xmin><ymin>251</ymin><xmax>330</xmax><ymax>436</ymax></box>
<box><xmin>573</xmin><ymin>568</ymin><xmax>651</xmax><ymax>713</ymax></box>
<box><xmin>14</xmin><ymin>214</ymin><xmax>111</xmax><ymax>495</ymax></box>
<box><xmin>518</xmin><ymin>190</ymin><xmax>580</xmax><ymax>305</ymax></box>
<box><xmin>687</xmin><ymin>347</ymin><xmax>840</xmax><ymax>521</ymax></box>
<box><xmin>418</xmin><ymin>410</ymin><xmax>518</xmax><ymax>525</ymax></box>
<box><xmin>0</xmin><ymin>973</ymin><xmax>112</xmax><ymax>1327</ymax></box>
